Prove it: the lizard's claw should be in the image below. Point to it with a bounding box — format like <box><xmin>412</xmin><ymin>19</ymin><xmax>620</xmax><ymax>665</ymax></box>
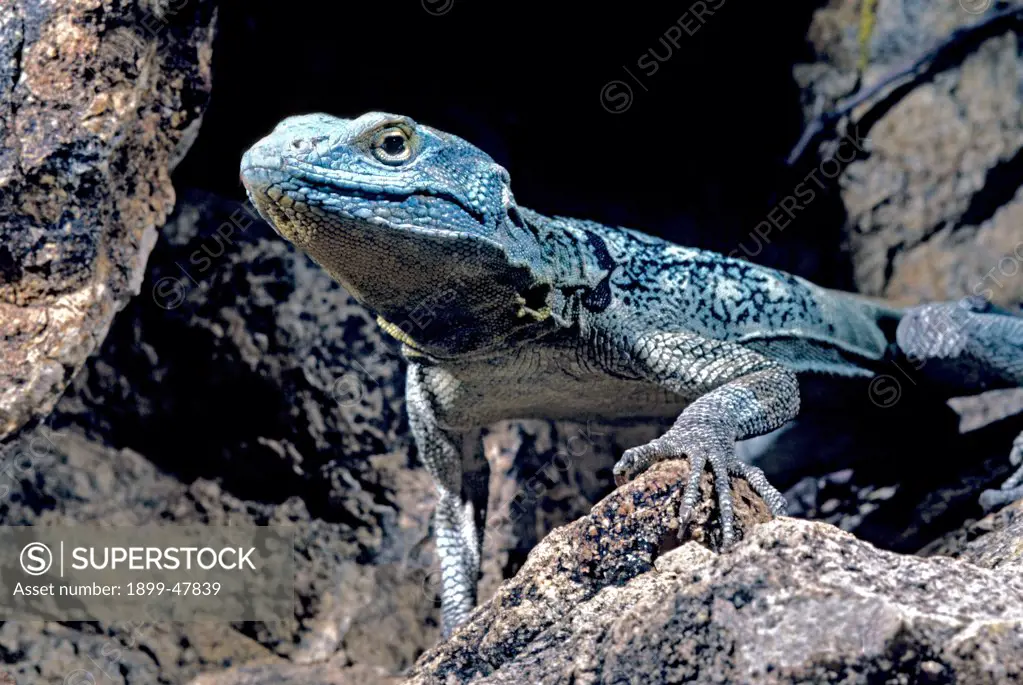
<box><xmin>979</xmin><ymin>432</ymin><xmax>1023</xmax><ymax>512</ymax></box>
<box><xmin>614</xmin><ymin>423</ymin><xmax>786</xmax><ymax>548</ymax></box>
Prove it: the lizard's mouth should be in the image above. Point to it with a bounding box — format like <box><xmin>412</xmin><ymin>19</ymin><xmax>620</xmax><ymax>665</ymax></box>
<box><xmin>241</xmin><ymin>161</ymin><xmax>489</xmax><ymax>236</ymax></box>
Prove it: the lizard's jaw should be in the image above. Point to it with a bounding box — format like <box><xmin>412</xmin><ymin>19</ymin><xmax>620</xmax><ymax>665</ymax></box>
<box><xmin>241</xmin><ymin>154</ymin><xmax>491</xmax><ymax>249</ymax></box>
<box><xmin>240</xmin><ymin>165</ymin><xmax>288</xmax><ymax>240</ymax></box>
<box><xmin>241</xmin><ymin>161</ymin><xmax>496</xmax><ymax>276</ymax></box>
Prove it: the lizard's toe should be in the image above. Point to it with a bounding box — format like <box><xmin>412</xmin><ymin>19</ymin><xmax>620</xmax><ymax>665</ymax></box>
<box><xmin>980</xmin><ymin>482</ymin><xmax>1023</xmax><ymax>512</ymax></box>
<box><xmin>669</xmin><ymin>432</ymin><xmax>739</xmax><ymax>547</ymax></box>
<box><xmin>978</xmin><ymin>433</ymin><xmax>1023</xmax><ymax>512</ymax></box>
<box><xmin>1010</xmin><ymin>433</ymin><xmax>1023</xmax><ymax>467</ymax></box>
<box><xmin>614</xmin><ymin>437</ymin><xmax>676</xmax><ymax>486</ymax></box>
<box><xmin>706</xmin><ymin>449</ymin><xmax>737</xmax><ymax>547</ymax></box>
<box><xmin>729</xmin><ymin>461</ymin><xmax>788</xmax><ymax>515</ymax></box>
<box><xmin>677</xmin><ymin>447</ymin><xmax>709</xmax><ymax>534</ymax></box>
<box><xmin>618</xmin><ymin>422</ymin><xmax>786</xmax><ymax>548</ymax></box>
<box><xmin>1003</xmin><ymin>463</ymin><xmax>1023</xmax><ymax>491</ymax></box>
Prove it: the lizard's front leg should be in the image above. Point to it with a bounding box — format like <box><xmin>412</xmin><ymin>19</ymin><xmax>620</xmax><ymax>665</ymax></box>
<box><xmin>611</xmin><ymin>332</ymin><xmax>798</xmax><ymax>546</ymax></box>
<box><xmin>406</xmin><ymin>364</ymin><xmax>489</xmax><ymax>636</ymax></box>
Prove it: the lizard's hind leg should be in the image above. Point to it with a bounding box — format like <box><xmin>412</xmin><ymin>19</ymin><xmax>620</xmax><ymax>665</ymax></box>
<box><xmin>895</xmin><ymin>298</ymin><xmax>1023</xmax><ymax>511</ymax></box>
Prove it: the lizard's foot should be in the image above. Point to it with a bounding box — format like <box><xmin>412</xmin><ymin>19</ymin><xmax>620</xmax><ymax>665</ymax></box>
<box><xmin>979</xmin><ymin>433</ymin><xmax>1023</xmax><ymax>512</ymax></box>
<box><xmin>614</xmin><ymin>420</ymin><xmax>787</xmax><ymax>547</ymax></box>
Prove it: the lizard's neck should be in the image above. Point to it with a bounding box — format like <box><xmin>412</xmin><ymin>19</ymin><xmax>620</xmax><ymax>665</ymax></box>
<box><xmin>513</xmin><ymin>207</ymin><xmax>620</xmax><ymax>325</ymax></box>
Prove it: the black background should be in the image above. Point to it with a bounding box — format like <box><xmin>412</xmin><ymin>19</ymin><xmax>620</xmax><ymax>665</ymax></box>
<box><xmin>174</xmin><ymin>0</ymin><xmax>853</xmax><ymax>287</ymax></box>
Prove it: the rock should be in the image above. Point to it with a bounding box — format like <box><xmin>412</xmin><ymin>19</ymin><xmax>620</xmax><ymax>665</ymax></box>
<box><xmin>953</xmin><ymin>498</ymin><xmax>1023</xmax><ymax>571</ymax></box>
<box><xmin>407</xmin><ymin>459</ymin><xmax>772</xmax><ymax>683</ymax></box>
<box><xmin>187</xmin><ymin>659</ymin><xmax>401</xmax><ymax>685</ymax></box>
<box><xmin>0</xmin><ymin>426</ymin><xmax>286</xmax><ymax>684</ymax></box>
<box><xmin>920</xmin><ymin>497</ymin><xmax>1023</xmax><ymax>568</ymax></box>
<box><xmin>184</xmin><ymin>456</ymin><xmax>771</xmax><ymax>685</ymax></box>
<box><xmin>795</xmin><ymin>0</ymin><xmax>1023</xmax><ymax>307</ymax></box>
<box><xmin>0</xmin><ymin>0</ymin><xmax>215</xmax><ymax>440</ymax></box>
<box><xmin>406</xmin><ymin>477</ymin><xmax>1023</xmax><ymax>684</ymax></box>
<box><xmin>475</xmin><ymin>419</ymin><xmax>654</xmax><ymax>602</ymax></box>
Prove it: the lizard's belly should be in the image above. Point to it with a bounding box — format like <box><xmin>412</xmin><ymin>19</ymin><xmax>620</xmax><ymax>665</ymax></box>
<box><xmin>418</xmin><ymin>347</ymin><xmax>691</xmax><ymax>429</ymax></box>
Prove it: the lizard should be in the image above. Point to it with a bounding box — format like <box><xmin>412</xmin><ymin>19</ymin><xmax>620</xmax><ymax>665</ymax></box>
<box><xmin>240</xmin><ymin>111</ymin><xmax>1023</xmax><ymax>636</ymax></box>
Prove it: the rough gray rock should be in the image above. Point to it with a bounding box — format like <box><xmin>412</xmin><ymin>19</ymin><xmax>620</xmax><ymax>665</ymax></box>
<box><xmin>0</xmin><ymin>427</ymin><xmax>288</xmax><ymax>684</ymax></box>
<box><xmin>407</xmin><ymin>459</ymin><xmax>773</xmax><ymax>683</ymax></box>
<box><xmin>795</xmin><ymin>0</ymin><xmax>1023</xmax><ymax>308</ymax></box>
<box><xmin>0</xmin><ymin>0</ymin><xmax>215</xmax><ymax>440</ymax></box>
<box><xmin>922</xmin><ymin>494</ymin><xmax>1023</xmax><ymax>567</ymax></box>
<box><xmin>407</xmin><ymin>479</ymin><xmax>1023</xmax><ymax>685</ymax></box>
<box><xmin>187</xmin><ymin>660</ymin><xmax>402</xmax><ymax>685</ymax></box>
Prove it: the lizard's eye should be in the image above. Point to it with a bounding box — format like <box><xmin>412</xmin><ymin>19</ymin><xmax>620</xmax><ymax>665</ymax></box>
<box><xmin>371</xmin><ymin>127</ymin><xmax>414</xmax><ymax>165</ymax></box>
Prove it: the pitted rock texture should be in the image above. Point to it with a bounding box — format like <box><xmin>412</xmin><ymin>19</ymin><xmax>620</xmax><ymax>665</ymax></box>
<box><xmin>0</xmin><ymin>0</ymin><xmax>215</xmax><ymax>440</ymax></box>
<box><xmin>795</xmin><ymin>0</ymin><xmax>1023</xmax><ymax>308</ymax></box>
<box><xmin>793</xmin><ymin>0</ymin><xmax>1023</xmax><ymax>544</ymax></box>
<box><xmin>407</xmin><ymin>459</ymin><xmax>773</xmax><ymax>683</ymax></box>
<box><xmin>407</xmin><ymin>492</ymin><xmax>1023</xmax><ymax>685</ymax></box>
<box><xmin>51</xmin><ymin>190</ymin><xmax>436</xmax><ymax>679</ymax></box>
<box><xmin>187</xmin><ymin>660</ymin><xmax>402</xmax><ymax>685</ymax></box>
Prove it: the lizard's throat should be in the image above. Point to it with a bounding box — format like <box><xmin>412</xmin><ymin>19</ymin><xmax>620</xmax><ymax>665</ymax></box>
<box><xmin>368</xmin><ymin>282</ymin><xmax>558</xmax><ymax>359</ymax></box>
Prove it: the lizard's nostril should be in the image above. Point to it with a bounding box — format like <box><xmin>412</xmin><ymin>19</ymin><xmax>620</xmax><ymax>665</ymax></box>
<box><xmin>291</xmin><ymin>139</ymin><xmax>304</xmax><ymax>149</ymax></box>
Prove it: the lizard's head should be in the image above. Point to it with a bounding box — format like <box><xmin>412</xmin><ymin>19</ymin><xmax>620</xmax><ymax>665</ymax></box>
<box><xmin>241</xmin><ymin>112</ymin><xmax>555</xmax><ymax>357</ymax></box>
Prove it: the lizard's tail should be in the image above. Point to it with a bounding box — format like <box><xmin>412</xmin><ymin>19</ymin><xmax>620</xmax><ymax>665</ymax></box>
<box><xmin>895</xmin><ymin>298</ymin><xmax>1023</xmax><ymax>395</ymax></box>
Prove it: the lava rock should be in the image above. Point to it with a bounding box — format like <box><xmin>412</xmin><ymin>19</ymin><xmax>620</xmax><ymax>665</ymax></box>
<box><xmin>796</xmin><ymin>0</ymin><xmax>1023</xmax><ymax>307</ymax></box>
<box><xmin>0</xmin><ymin>0</ymin><xmax>215</xmax><ymax>439</ymax></box>
<box><xmin>407</xmin><ymin>490</ymin><xmax>1023</xmax><ymax>685</ymax></box>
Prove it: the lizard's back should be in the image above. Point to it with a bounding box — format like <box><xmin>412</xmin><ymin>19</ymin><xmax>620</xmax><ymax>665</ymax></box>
<box><xmin>554</xmin><ymin>213</ymin><xmax>899</xmax><ymax>379</ymax></box>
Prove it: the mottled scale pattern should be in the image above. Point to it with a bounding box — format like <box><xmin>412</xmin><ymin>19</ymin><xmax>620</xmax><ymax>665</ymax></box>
<box><xmin>241</xmin><ymin>111</ymin><xmax>1023</xmax><ymax>637</ymax></box>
